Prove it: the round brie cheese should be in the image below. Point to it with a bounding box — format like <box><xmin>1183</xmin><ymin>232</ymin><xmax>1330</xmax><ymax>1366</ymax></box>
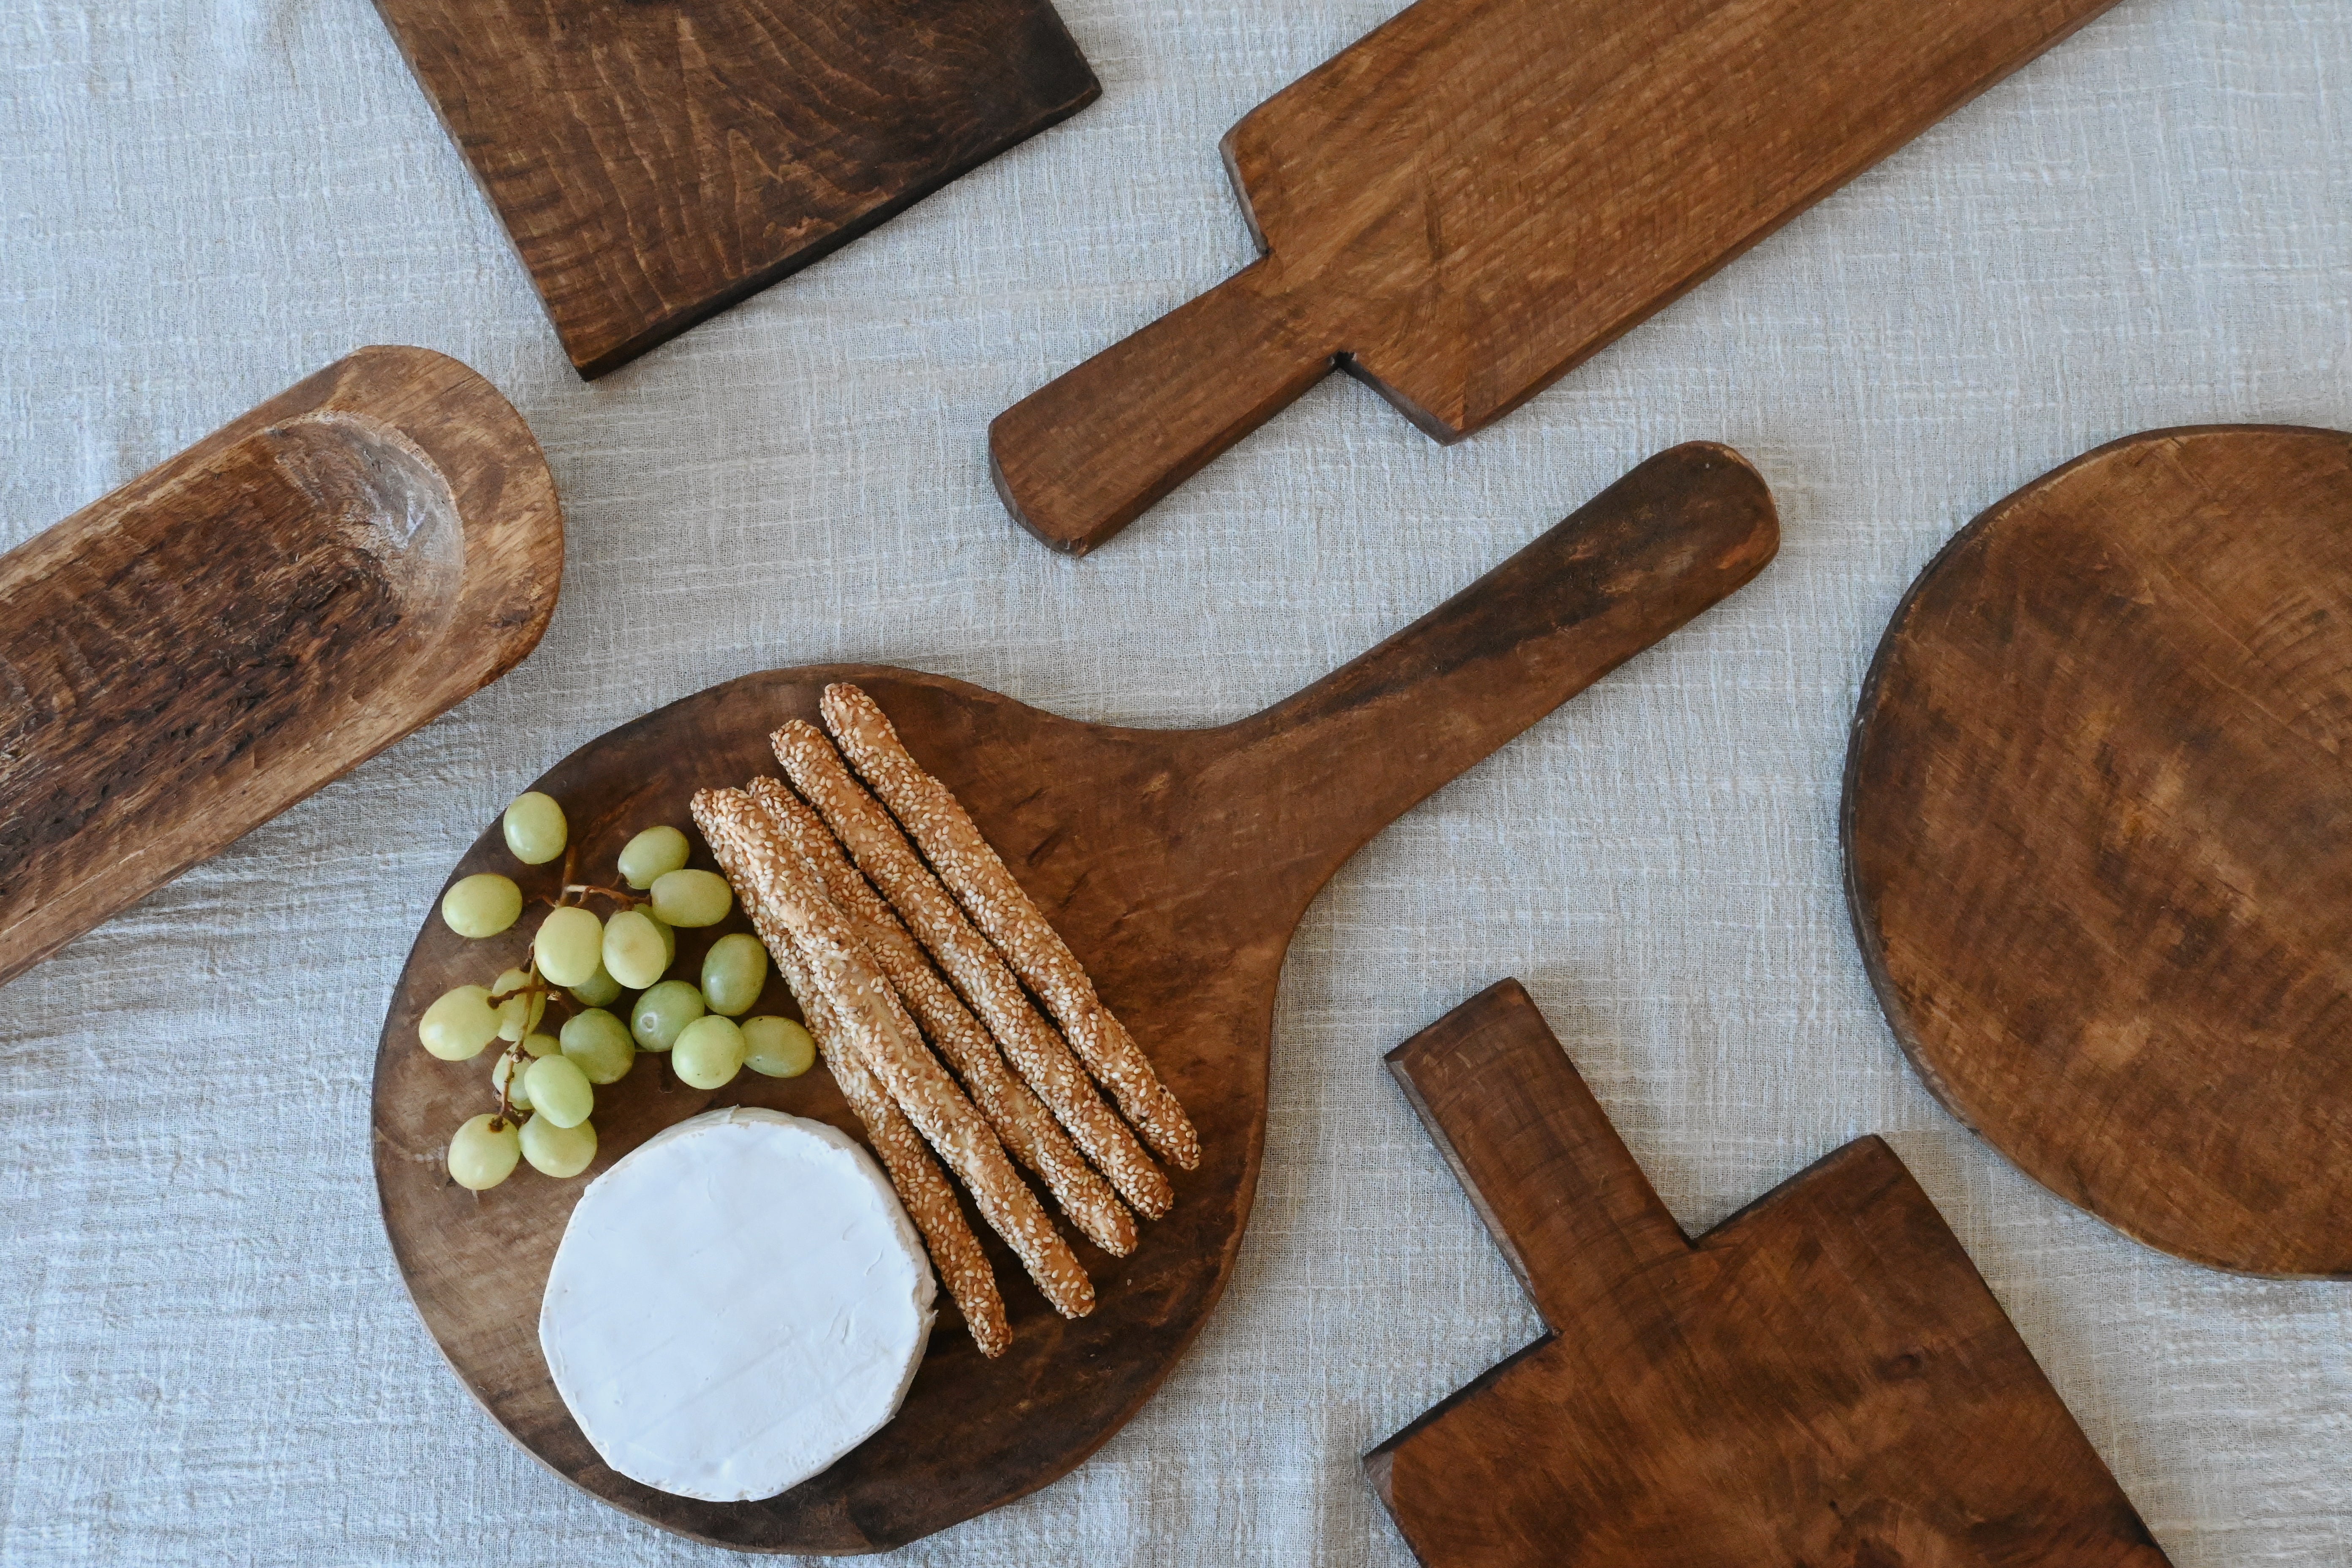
<box><xmin>539</xmin><ymin>1106</ymin><xmax>935</xmax><ymax>1502</ymax></box>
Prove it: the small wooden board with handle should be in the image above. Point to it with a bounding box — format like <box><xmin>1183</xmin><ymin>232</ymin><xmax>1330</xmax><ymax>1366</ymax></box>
<box><xmin>1845</xmin><ymin>425</ymin><xmax>2352</xmax><ymax>1277</ymax></box>
<box><xmin>1367</xmin><ymin>980</ymin><xmax>2169</xmax><ymax>1567</ymax></box>
<box><xmin>0</xmin><ymin>347</ymin><xmax>562</xmax><ymax>992</ymax></box>
<box><xmin>374</xmin><ymin>0</ymin><xmax>1100</xmax><ymax>379</ymax></box>
<box><xmin>991</xmin><ymin>0</ymin><xmax>2123</xmax><ymax>554</ymax></box>
<box><xmin>374</xmin><ymin>443</ymin><xmax>1775</xmax><ymax>1552</ymax></box>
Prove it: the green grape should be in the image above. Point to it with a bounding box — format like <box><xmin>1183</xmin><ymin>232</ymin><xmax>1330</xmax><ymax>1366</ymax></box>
<box><xmin>448</xmin><ymin>1113</ymin><xmax>521</xmax><ymax>1190</ymax></box>
<box><xmin>491</xmin><ymin>1050</ymin><xmax>534</xmax><ymax>1111</ymax></box>
<box><xmin>441</xmin><ymin>873</ymin><xmax>522</xmax><ymax>938</ymax></box>
<box><xmin>630</xmin><ymin>980</ymin><xmax>705</xmax><ymax>1052</ymax></box>
<box><xmin>617</xmin><ymin>825</ymin><xmax>691</xmax><ymax>890</ymax></box>
<box><xmin>602</xmin><ymin>909</ymin><xmax>668</xmax><ymax>990</ymax></box>
<box><xmin>502</xmin><ymin>791</ymin><xmax>568</xmax><ymax>866</ymax></box>
<box><xmin>522</xmin><ymin>1032</ymin><xmax>560</xmax><ymax>1058</ymax></box>
<box><xmin>534</xmin><ymin>906</ymin><xmax>604</xmax><ymax>987</ymax></box>
<box><xmin>520</xmin><ymin>1113</ymin><xmax>597</xmax><ymax>1179</ymax></box>
<box><xmin>560</xmin><ymin>1007</ymin><xmax>636</xmax><ymax>1085</ymax></box>
<box><xmin>741</xmin><ymin>1016</ymin><xmax>815</xmax><ymax>1079</ymax></box>
<box><xmin>525</xmin><ymin>1054</ymin><xmax>594</xmax><ymax>1128</ymax></box>
<box><xmin>492</xmin><ymin>967</ymin><xmax>545</xmax><ymax>1042</ymax></box>
<box><xmin>673</xmin><ymin>1015</ymin><xmax>746</xmax><ymax>1090</ymax></box>
<box><xmin>651</xmin><ymin>868</ymin><xmax>732</xmax><ymax>928</ymax></box>
<box><xmin>647</xmin><ymin>912</ymin><xmax>676</xmax><ymax>968</ymax></box>
<box><xmin>569</xmin><ymin>960</ymin><xmax>622</xmax><ymax>1008</ymax></box>
<box><xmin>419</xmin><ymin>985</ymin><xmax>499</xmax><ymax>1061</ymax></box>
<box><xmin>700</xmin><ymin>933</ymin><xmax>769</xmax><ymax>1016</ymax></box>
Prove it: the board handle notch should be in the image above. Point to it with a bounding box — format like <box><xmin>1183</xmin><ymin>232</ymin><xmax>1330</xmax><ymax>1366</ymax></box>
<box><xmin>988</xmin><ymin>261</ymin><xmax>1339</xmax><ymax>555</ymax></box>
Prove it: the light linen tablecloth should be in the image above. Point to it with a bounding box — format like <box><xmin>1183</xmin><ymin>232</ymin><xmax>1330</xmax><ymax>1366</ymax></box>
<box><xmin>4</xmin><ymin>1</ymin><xmax>2349</xmax><ymax>1563</ymax></box>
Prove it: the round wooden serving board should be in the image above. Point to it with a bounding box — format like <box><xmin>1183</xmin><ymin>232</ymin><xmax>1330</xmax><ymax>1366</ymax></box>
<box><xmin>1844</xmin><ymin>425</ymin><xmax>2352</xmax><ymax>1277</ymax></box>
<box><xmin>371</xmin><ymin>443</ymin><xmax>1778</xmax><ymax>1552</ymax></box>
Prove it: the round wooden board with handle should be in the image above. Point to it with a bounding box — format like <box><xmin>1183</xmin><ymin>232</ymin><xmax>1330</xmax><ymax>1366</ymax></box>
<box><xmin>369</xmin><ymin>443</ymin><xmax>1778</xmax><ymax>1553</ymax></box>
<box><xmin>1843</xmin><ymin>425</ymin><xmax>2352</xmax><ymax>1277</ymax></box>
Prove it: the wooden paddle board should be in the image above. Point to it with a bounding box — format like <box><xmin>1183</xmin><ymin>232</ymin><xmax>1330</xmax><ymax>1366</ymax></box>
<box><xmin>1367</xmin><ymin>980</ymin><xmax>2169</xmax><ymax>1566</ymax></box>
<box><xmin>373</xmin><ymin>442</ymin><xmax>1776</xmax><ymax>1550</ymax></box>
<box><xmin>375</xmin><ymin>0</ymin><xmax>1100</xmax><ymax>378</ymax></box>
<box><xmin>990</xmin><ymin>0</ymin><xmax>2123</xmax><ymax>553</ymax></box>
<box><xmin>0</xmin><ymin>347</ymin><xmax>562</xmax><ymax>991</ymax></box>
<box><xmin>1844</xmin><ymin>425</ymin><xmax>2352</xmax><ymax>1277</ymax></box>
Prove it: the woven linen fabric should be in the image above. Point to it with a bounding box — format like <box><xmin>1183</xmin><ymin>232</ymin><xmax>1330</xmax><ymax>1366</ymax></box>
<box><xmin>3</xmin><ymin>0</ymin><xmax>2349</xmax><ymax>1562</ymax></box>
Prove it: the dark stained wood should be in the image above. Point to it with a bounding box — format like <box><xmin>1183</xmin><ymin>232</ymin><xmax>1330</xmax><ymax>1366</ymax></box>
<box><xmin>1844</xmin><ymin>425</ymin><xmax>2352</xmax><ymax>1278</ymax></box>
<box><xmin>1366</xmin><ymin>980</ymin><xmax>2169</xmax><ymax>1567</ymax></box>
<box><xmin>988</xmin><ymin>0</ymin><xmax>2123</xmax><ymax>555</ymax></box>
<box><xmin>0</xmin><ymin>347</ymin><xmax>563</xmax><ymax>992</ymax></box>
<box><xmin>372</xmin><ymin>443</ymin><xmax>1778</xmax><ymax>1552</ymax></box>
<box><xmin>374</xmin><ymin>0</ymin><xmax>1099</xmax><ymax>379</ymax></box>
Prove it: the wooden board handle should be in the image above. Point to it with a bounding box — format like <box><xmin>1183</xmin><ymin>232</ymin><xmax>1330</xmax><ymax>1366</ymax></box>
<box><xmin>988</xmin><ymin>262</ymin><xmax>1337</xmax><ymax>554</ymax></box>
<box><xmin>1216</xmin><ymin>443</ymin><xmax>1778</xmax><ymax>907</ymax></box>
<box><xmin>1387</xmin><ymin>980</ymin><xmax>1690</xmax><ymax>1330</ymax></box>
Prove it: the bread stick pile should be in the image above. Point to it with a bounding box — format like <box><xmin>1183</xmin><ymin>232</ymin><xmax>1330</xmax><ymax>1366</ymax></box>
<box><xmin>690</xmin><ymin>682</ymin><xmax>1199</xmax><ymax>1356</ymax></box>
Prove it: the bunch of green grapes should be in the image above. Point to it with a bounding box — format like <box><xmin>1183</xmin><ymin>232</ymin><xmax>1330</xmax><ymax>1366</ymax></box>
<box><xmin>419</xmin><ymin>792</ymin><xmax>818</xmax><ymax>1192</ymax></box>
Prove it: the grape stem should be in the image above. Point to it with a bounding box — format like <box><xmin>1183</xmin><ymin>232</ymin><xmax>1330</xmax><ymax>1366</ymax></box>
<box><xmin>494</xmin><ymin>1038</ymin><xmax>524</xmax><ymax>1127</ymax></box>
<box><xmin>564</xmin><ymin>882</ymin><xmax>645</xmax><ymax>910</ymax></box>
<box><xmin>532</xmin><ymin>844</ymin><xmax>585</xmax><ymax>912</ymax></box>
<box><xmin>463</xmin><ymin>839</ymin><xmax>660</xmax><ymax>1152</ymax></box>
<box><xmin>486</xmin><ymin>970</ymin><xmax>569</xmax><ymax>1017</ymax></box>
<box><xmin>483</xmin><ymin>847</ymin><xmax>588</xmax><ymax>1130</ymax></box>
<box><xmin>488</xmin><ymin>961</ymin><xmax>571</xmax><ymax>1126</ymax></box>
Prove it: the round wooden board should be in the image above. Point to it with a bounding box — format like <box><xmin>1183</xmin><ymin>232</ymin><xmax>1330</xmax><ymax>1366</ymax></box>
<box><xmin>371</xmin><ymin>667</ymin><xmax>1271</xmax><ymax>1555</ymax></box>
<box><xmin>1843</xmin><ymin>425</ymin><xmax>2352</xmax><ymax>1277</ymax></box>
<box><xmin>369</xmin><ymin>443</ymin><xmax>1779</xmax><ymax>1552</ymax></box>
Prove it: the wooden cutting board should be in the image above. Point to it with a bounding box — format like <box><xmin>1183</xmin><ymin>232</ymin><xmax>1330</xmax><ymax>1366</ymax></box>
<box><xmin>1844</xmin><ymin>426</ymin><xmax>2352</xmax><ymax>1277</ymax></box>
<box><xmin>374</xmin><ymin>0</ymin><xmax>1099</xmax><ymax>379</ymax></box>
<box><xmin>989</xmin><ymin>0</ymin><xmax>2123</xmax><ymax>554</ymax></box>
<box><xmin>0</xmin><ymin>347</ymin><xmax>562</xmax><ymax>992</ymax></box>
<box><xmin>1367</xmin><ymin>980</ymin><xmax>2169</xmax><ymax>1566</ymax></box>
<box><xmin>372</xmin><ymin>442</ymin><xmax>1776</xmax><ymax>1552</ymax></box>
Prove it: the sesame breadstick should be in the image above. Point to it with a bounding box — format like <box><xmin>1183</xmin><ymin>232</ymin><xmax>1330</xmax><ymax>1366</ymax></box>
<box><xmin>708</xmin><ymin>787</ymin><xmax>1096</xmax><ymax>1320</ymax></box>
<box><xmin>772</xmin><ymin>720</ymin><xmax>1174</xmax><ymax>1220</ymax></box>
<box><xmin>692</xmin><ymin>789</ymin><xmax>1010</xmax><ymax>1357</ymax></box>
<box><xmin>748</xmin><ymin>776</ymin><xmax>1138</xmax><ymax>1258</ymax></box>
<box><xmin>820</xmin><ymin>683</ymin><xmax>1201</xmax><ymax>1171</ymax></box>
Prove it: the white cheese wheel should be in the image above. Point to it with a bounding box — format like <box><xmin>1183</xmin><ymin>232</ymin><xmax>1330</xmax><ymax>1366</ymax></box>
<box><xmin>539</xmin><ymin>1106</ymin><xmax>935</xmax><ymax>1501</ymax></box>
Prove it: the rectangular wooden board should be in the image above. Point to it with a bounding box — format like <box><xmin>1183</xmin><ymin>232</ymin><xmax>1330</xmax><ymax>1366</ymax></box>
<box><xmin>376</xmin><ymin>0</ymin><xmax>1100</xmax><ymax>377</ymax></box>
<box><xmin>990</xmin><ymin>0</ymin><xmax>2123</xmax><ymax>551</ymax></box>
<box><xmin>1367</xmin><ymin>980</ymin><xmax>2169</xmax><ymax>1566</ymax></box>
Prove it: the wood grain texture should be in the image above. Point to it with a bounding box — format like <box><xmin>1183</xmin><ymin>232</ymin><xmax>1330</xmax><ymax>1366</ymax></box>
<box><xmin>1844</xmin><ymin>425</ymin><xmax>2352</xmax><ymax>1277</ymax></box>
<box><xmin>371</xmin><ymin>442</ymin><xmax>1777</xmax><ymax>1552</ymax></box>
<box><xmin>374</xmin><ymin>0</ymin><xmax>1099</xmax><ymax>378</ymax></box>
<box><xmin>0</xmin><ymin>346</ymin><xmax>562</xmax><ymax>992</ymax></box>
<box><xmin>1366</xmin><ymin>980</ymin><xmax>2168</xmax><ymax>1567</ymax></box>
<box><xmin>989</xmin><ymin>0</ymin><xmax>2121</xmax><ymax>554</ymax></box>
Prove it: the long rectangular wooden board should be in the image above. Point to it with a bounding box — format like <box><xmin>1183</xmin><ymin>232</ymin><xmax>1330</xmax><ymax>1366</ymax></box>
<box><xmin>991</xmin><ymin>0</ymin><xmax>2123</xmax><ymax>552</ymax></box>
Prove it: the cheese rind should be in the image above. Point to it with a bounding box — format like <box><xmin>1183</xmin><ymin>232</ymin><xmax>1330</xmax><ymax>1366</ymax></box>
<box><xmin>539</xmin><ymin>1106</ymin><xmax>936</xmax><ymax>1501</ymax></box>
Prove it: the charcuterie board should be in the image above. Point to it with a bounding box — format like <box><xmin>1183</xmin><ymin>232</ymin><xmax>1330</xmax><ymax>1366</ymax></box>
<box><xmin>1367</xmin><ymin>980</ymin><xmax>2167</xmax><ymax>1565</ymax></box>
<box><xmin>0</xmin><ymin>346</ymin><xmax>561</xmax><ymax>991</ymax></box>
<box><xmin>989</xmin><ymin>0</ymin><xmax>2121</xmax><ymax>553</ymax></box>
<box><xmin>1845</xmin><ymin>425</ymin><xmax>2352</xmax><ymax>1277</ymax></box>
<box><xmin>374</xmin><ymin>0</ymin><xmax>1099</xmax><ymax>378</ymax></box>
<box><xmin>372</xmin><ymin>442</ymin><xmax>1777</xmax><ymax>1551</ymax></box>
